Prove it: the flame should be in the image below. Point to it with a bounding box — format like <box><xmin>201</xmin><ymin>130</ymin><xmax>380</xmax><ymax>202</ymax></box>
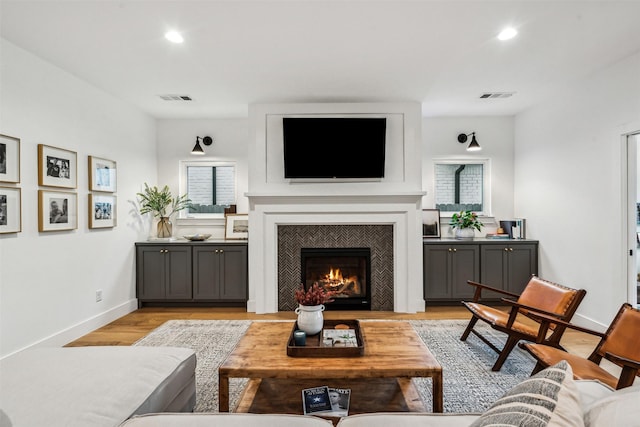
<box><xmin>328</xmin><ymin>268</ymin><xmax>343</xmax><ymax>282</ymax></box>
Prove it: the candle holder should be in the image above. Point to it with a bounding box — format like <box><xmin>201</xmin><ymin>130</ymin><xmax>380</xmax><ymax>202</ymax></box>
<box><xmin>293</xmin><ymin>330</ymin><xmax>306</xmax><ymax>346</ymax></box>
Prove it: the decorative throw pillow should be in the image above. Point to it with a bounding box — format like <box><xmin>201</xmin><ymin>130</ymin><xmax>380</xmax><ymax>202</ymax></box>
<box><xmin>469</xmin><ymin>360</ymin><xmax>585</xmax><ymax>427</ymax></box>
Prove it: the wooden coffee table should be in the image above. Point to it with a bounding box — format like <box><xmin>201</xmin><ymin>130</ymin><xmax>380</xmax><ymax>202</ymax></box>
<box><xmin>218</xmin><ymin>320</ymin><xmax>443</xmax><ymax>414</ymax></box>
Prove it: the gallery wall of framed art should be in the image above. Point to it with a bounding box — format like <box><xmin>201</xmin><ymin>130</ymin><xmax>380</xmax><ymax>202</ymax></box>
<box><xmin>0</xmin><ymin>134</ymin><xmax>21</xmax><ymax>234</ymax></box>
<box><xmin>0</xmin><ymin>186</ymin><xmax>21</xmax><ymax>234</ymax></box>
<box><xmin>88</xmin><ymin>193</ymin><xmax>116</xmax><ymax>229</ymax></box>
<box><xmin>38</xmin><ymin>190</ymin><xmax>77</xmax><ymax>232</ymax></box>
<box><xmin>88</xmin><ymin>155</ymin><xmax>117</xmax><ymax>229</ymax></box>
<box><xmin>0</xmin><ymin>134</ymin><xmax>20</xmax><ymax>184</ymax></box>
<box><xmin>38</xmin><ymin>144</ymin><xmax>77</xmax><ymax>189</ymax></box>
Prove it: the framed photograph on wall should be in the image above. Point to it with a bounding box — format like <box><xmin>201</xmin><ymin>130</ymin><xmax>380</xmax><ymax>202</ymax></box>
<box><xmin>0</xmin><ymin>186</ymin><xmax>21</xmax><ymax>234</ymax></box>
<box><xmin>38</xmin><ymin>144</ymin><xmax>77</xmax><ymax>189</ymax></box>
<box><xmin>0</xmin><ymin>134</ymin><xmax>20</xmax><ymax>183</ymax></box>
<box><xmin>225</xmin><ymin>213</ymin><xmax>248</xmax><ymax>239</ymax></box>
<box><xmin>422</xmin><ymin>209</ymin><xmax>441</xmax><ymax>238</ymax></box>
<box><xmin>38</xmin><ymin>190</ymin><xmax>77</xmax><ymax>232</ymax></box>
<box><xmin>88</xmin><ymin>155</ymin><xmax>117</xmax><ymax>192</ymax></box>
<box><xmin>89</xmin><ymin>193</ymin><xmax>116</xmax><ymax>229</ymax></box>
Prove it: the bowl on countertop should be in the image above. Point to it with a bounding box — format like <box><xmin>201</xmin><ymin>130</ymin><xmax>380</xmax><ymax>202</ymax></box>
<box><xmin>183</xmin><ymin>234</ymin><xmax>212</xmax><ymax>241</ymax></box>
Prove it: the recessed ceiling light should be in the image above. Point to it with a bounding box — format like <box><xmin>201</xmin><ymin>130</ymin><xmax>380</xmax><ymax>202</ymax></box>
<box><xmin>165</xmin><ymin>31</ymin><xmax>184</xmax><ymax>44</ymax></box>
<box><xmin>497</xmin><ymin>27</ymin><xmax>518</xmax><ymax>41</ymax></box>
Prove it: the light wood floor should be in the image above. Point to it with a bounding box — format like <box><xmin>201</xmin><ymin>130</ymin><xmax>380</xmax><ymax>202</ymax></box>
<box><xmin>65</xmin><ymin>306</ymin><xmax>601</xmax><ymax>359</ymax></box>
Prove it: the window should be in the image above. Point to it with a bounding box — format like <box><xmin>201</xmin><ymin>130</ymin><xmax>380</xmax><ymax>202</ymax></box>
<box><xmin>433</xmin><ymin>159</ymin><xmax>490</xmax><ymax>216</ymax></box>
<box><xmin>179</xmin><ymin>161</ymin><xmax>235</xmax><ymax>219</ymax></box>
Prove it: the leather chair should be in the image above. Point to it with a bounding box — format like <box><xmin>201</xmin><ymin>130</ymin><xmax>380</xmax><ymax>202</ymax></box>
<box><xmin>521</xmin><ymin>303</ymin><xmax>640</xmax><ymax>389</ymax></box>
<box><xmin>460</xmin><ymin>275</ymin><xmax>587</xmax><ymax>371</ymax></box>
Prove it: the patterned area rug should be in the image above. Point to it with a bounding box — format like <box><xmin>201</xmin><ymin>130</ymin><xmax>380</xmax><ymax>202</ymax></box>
<box><xmin>133</xmin><ymin>319</ymin><xmax>535</xmax><ymax>413</ymax></box>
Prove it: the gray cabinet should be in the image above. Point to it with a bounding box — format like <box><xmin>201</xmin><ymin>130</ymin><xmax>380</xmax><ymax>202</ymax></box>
<box><xmin>480</xmin><ymin>243</ymin><xmax>538</xmax><ymax>295</ymax></box>
<box><xmin>423</xmin><ymin>239</ymin><xmax>538</xmax><ymax>303</ymax></box>
<box><xmin>136</xmin><ymin>241</ymin><xmax>248</xmax><ymax>306</ymax></box>
<box><xmin>136</xmin><ymin>245</ymin><xmax>192</xmax><ymax>302</ymax></box>
<box><xmin>423</xmin><ymin>243</ymin><xmax>480</xmax><ymax>301</ymax></box>
<box><xmin>193</xmin><ymin>244</ymin><xmax>248</xmax><ymax>302</ymax></box>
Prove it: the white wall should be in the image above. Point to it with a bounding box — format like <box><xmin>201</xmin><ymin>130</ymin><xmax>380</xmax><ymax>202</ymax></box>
<box><xmin>0</xmin><ymin>40</ymin><xmax>157</xmax><ymax>358</ymax></box>
<box><xmin>422</xmin><ymin>116</ymin><xmax>515</xmax><ymax>235</ymax></box>
<box><xmin>155</xmin><ymin>119</ymin><xmax>249</xmax><ymax>239</ymax></box>
<box><xmin>514</xmin><ymin>51</ymin><xmax>640</xmax><ymax>328</ymax></box>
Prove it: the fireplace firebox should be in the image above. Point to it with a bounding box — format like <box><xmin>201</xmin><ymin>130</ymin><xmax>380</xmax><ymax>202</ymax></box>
<box><xmin>301</xmin><ymin>248</ymin><xmax>371</xmax><ymax>310</ymax></box>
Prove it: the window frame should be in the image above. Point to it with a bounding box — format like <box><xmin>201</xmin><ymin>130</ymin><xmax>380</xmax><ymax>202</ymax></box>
<box><xmin>433</xmin><ymin>158</ymin><xmax>491</xmax><ymax>217</ymax></box>
<box><xmin>178</xmin><ymin>160</ymin><xmax>236</xmax><ymax>221</ymax></box>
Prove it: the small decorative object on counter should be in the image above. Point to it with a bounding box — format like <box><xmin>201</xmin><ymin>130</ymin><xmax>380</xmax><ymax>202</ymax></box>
<box><xmin>449</xmin><ymin>210</ymin><xmax>483</xmax><ymax>240</ymax></box>
<box><xmin>293</xmin><ymin>330</ymin><xmax>306</xmax><ymax>346</ymax></box>
<box><xmin>137</xmin><ymin>183</ymin><xmax>191</xmax><ymax>238</ymax></box>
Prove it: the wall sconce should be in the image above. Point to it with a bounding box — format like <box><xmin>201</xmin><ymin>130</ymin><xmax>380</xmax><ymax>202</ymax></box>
<box><xmin>457</xmin><ymin>132</ymin><xmax>481</xmax><ymax>152</ymax></box>
<box><xmin>191</xmin><ymin>136</ymin><xmax>213</xmax><ymax>155</ymax></box>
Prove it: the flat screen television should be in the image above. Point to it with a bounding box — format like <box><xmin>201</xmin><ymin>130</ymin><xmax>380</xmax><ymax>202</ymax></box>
<box><xmin>282</xmin><ymin>117</ymin><xmax>386</xmax><ymax>179</ymax></box>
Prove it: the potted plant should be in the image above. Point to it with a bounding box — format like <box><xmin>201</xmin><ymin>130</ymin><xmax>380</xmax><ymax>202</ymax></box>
<box><xmin>137</xmin><ymin>183</ymin><xmax>191</xmax><ymax>238</ymax></box>
<box><xmin>449</xmin><ymin>210</ymin><xmax>483</xmax><ymax>240</ymax></box>
<box><xmin>294</xmin><ymin>283</ymin><xmax>335</xmax><ymax>335</ymax></box>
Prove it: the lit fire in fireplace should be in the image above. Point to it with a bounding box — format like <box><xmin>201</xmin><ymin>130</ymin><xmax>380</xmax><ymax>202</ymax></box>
<box><xmin>318</xmin><ymin>267</ymin><xmax>361</xmax><ymax>298</ymax></box>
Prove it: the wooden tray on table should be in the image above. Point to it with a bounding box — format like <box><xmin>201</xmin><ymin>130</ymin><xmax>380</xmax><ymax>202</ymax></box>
<box><xmin>286</xmin><ymin>319</ymin><xmax>365</xmax><ymax>357</ymax></box>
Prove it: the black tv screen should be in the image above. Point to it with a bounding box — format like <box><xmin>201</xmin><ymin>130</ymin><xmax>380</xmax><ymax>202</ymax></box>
<box><xmin>283</xmin><ymin>117</ymin><xmax>386</xmax><ymax>179</ymax></box>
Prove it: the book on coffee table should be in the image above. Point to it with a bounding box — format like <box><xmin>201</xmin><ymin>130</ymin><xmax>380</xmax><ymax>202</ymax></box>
<box><xmin>302</xmin><ymin>386</ymin><xmax>332</xmax><ymax>415</ymax></box>
<box><xmin>324</xmin><ymin>387</ymin><xmax>351</xmax><ymax>417</ymax></box>
<box><xmin>322</xmin><ymin>328</ymin><xmax>357</xmax><ymax>347</ymax></box>
<box><xmin>302</xmin><ymin>385</ymin><xmax>351</xmax><ymax>416</ymax></box>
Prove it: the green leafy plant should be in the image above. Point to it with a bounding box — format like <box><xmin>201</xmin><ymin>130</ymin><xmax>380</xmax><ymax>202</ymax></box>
<box><xmin>295</xmin><ymin>283</ymin><xmax>335</xmax><ymax>306</ymax></box>
<box><xmin>449</xmin><ymin>210</ymin><xmax>483</xmax><ymax>231</ymax></box>
<box><xmin>137</xmin><ymin>183</ymin><xmax>191</xmax><ymax>218</ymax></box>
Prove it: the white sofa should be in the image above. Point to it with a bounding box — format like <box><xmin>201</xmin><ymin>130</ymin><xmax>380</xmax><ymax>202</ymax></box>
<box><xmin>0</xmin><ymin>346</ymin><xmax>196</xmax><ymax>427</ymax></box>
<box><xmin>119</xmin><ymin>362</ymin><xmax>640</xmax><ymax>427</ymax></box>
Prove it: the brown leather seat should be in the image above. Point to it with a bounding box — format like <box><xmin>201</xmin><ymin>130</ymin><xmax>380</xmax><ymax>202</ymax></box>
<box><xmin>521</xmin><ymin>303</ymin><xmax>640</xmax><ymax>389</ymax></box>
<box><xmin>460</xmin><ymin>275</ymin><xmax>587</xmax><ymax>371</ymax></box>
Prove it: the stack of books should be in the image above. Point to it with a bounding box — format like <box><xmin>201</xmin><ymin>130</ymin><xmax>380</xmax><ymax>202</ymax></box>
<box><xmin>485</xmin><ymin>233</ymin><xmax>510</xmax><ymax>239</ymax></box>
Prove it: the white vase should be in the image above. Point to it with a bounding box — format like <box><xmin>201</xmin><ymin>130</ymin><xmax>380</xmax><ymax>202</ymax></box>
<box><xmin>294</xmin><ymin>304</ymin><xmax>325</xmax><ymax>335</ymax></box>
<box><xmin>455</xmin><ymin>227</ymin><xmax>475</xmax><ymax>240</ymax></box>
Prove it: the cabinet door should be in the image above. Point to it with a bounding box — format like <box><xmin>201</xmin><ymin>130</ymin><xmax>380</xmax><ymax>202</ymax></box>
<box><xmin>193</xmin><ymin>247</ymin><xmax>221</xmax><ymax>299</ymax></box>
<box><xmin>165</xmin><ymin>246</ymin><xmax>192</xmax><ymax>299</ymax></box>
<box><xmin>506</xmin><ymin>244</ymin><xmax>538</xmax><ymax>294</ymax></box>
<box><xmin>480</xmin><ymin>245</ymin><xmax>510</xmax><ymax>299</ymax></box>
<box><xmin>137</xmin><ymin>246</ymin><xmax>166</xmax><ymax>299</ymax></box>
<box><xmin>219</xmin><ymin>245</ymin><xmax>248</xmax><ymax>300</ymax></box>
<box><xmin>450</xmin><ymin>245</ymin><xmax>480</xmax><ymax>299</ymax></box>
<box><xmin>423</xmin><ymin>245</ymin><xmax>452</xmax><ymax>299</ymax></box>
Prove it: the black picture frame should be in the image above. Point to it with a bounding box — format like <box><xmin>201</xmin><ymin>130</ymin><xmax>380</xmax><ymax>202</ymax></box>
<box><xmin>422</xmin><ymin>209</ymin><xmax>441</xmax><ymax>238</ymax></box>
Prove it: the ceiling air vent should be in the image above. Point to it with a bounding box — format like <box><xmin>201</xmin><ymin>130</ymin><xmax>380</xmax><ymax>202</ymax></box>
<box><xmin>159</xmin><ymin>94</ymin><xmax>193</xmax><ymax>101</ymax></box>
<box><xmin>479</xmin><ymin>92</ymin><xmax>515</xmax><ymax>99</ymax></box>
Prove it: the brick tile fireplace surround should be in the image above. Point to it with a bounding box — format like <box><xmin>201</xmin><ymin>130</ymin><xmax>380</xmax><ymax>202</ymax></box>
<box><xmin>278</xmin><ymin>224</ymin><xmax>394</xmax><ymax>311</ymax></box>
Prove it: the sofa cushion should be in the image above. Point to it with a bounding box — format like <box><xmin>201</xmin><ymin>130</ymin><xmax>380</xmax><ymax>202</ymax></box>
<box><xmin>119</xmin><ymin>413</ymin><xmax>334</xmax><ymax>426</ymax></box>
<box><xmin>583</xmin><ymin>384</ymin><xmax>640</xmax><ymax>427</ymax></box>
<box><xmin>573</xmin><ymin>380</ymin><xmax>614</xmax><ymax>412</ymax></box>
<box><xmin>335</xmin><ymin>413</ymin><xmax>481</xmax><ymax>427</ymax></box>
<box><xmin>0</xmin><ymin>346</ymin><xmax>196</xmax><ymax>427</ymax></box>
<box><xmin>469</xmin><ymin>360</ymin><xmax>584</xmax><ymax>427</ymax></box>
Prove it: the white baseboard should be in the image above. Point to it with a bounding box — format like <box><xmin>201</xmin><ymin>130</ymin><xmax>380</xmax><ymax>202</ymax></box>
<box><xmin>572</xmin><ymin>312</ymin><xmax>608</xmax><ymax>333</ymax></box>
<box><xmin>1</xmin><ymin>299</ymin><xmax>138</xmax><ymax>360</ymax></box>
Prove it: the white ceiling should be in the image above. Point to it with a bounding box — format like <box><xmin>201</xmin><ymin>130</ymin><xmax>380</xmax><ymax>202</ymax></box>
<box><xmin>2</xmin><ymin>0</ymin><xmax>639</xmax><ymax>119</ymax></box>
